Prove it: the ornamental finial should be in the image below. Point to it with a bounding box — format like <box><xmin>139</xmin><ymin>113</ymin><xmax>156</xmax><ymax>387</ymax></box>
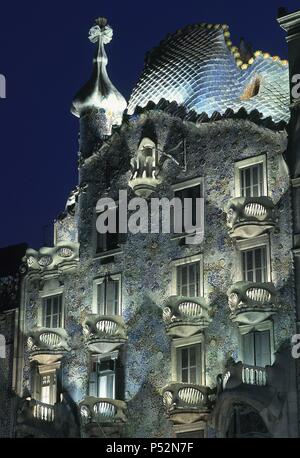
<box><xmin>71</xmin><ymin>18</ymin><xmax>127</xmax><ymax>137</ymax></box>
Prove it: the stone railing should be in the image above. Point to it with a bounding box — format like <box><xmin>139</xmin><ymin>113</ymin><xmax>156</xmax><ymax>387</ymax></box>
<box><xmin>79</xmin><ymin>397</ymin><xmax>127</xmax><ymax>425</ymax></box>
<box><xmin>227</xmin><ymin>281</ymin><xmax>278</xmax><ymax>325</ymax></box>
<box><xmin>33</xmin><ymin>401</ymin><xmax>55</xmax><ymax>422</ymax></box>
<box><xmin>242</xmin><ymin>365</ymin><xmax>267</xmax><ymax>386</ymax></box>
<box><xmin>226</xmin><ymin>196</ymin><xmax>275</xmax><ymax>239</ymax></box>
<box><xmin>162</xmin><ymin>383</ymin><xmax>213</xmax><ymax>412</ymax></box>
<box><xmin>24</xmin><ymin>241</ymin><xmax>79</xmax><ymax>272</ymax></box>
<box><xmin>27</xmin><ymin>327</ymin><xmax>71</xmax><ymax>364</ymax></box>
<box><xmin>83</xmin><ymin>315</ymin><xmax>127</xmax><ymax>353</ymax></box>
<box><xmin>223</xmin><ymin>361</ymin><xmax>268</xmax><ymax>389</ymax></box>
<box><xmin>163</xmin><ymin>296</ymin><xmax>211</xmax><ymax>338</ymax></box>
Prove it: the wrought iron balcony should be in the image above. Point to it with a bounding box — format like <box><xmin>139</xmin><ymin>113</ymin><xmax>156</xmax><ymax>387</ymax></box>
<box><xmin>163</xmin><ymin>296</ymin><xmax>212</xmax><ymax>338</ymax></box>
<box><xmin>27</xmin><ymin>328</ymin><xmax>71</xmax><ymax>365</ymax></box>
<box><xmin>223</xmin><ymin>361</ymin><xmax>268</xmax><ymax>390</ymax></box>
<box><xmin>226</xmin><ymin>197</ymin><xmax>276</xmax><ymax>239</ymax></box>
<box><xmin>227</xmin><ymin>281</ymin><xmax>278</xmax><ymax>325</ymax></box>
<box><xmin>83</xmin><ymin>315</ymin><xmax>127</xmax><ymax>354</ymax></box>
<box><xmin>79</xmin><ymin>397</ymin><xmax>127</xmax><ymax>426</ymax></box>
<box><xmin>162</xmin><ymin>383</ymin><xmax>214</xmax><ymax>424</ymax></box>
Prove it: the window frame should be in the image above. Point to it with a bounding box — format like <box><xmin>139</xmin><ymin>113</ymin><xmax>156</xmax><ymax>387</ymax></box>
<box><xmin>39</xmin><ymin>286</ymin><xmax>64</xmax><ymax>328</ymax></box>
<box><xmin>239</xmin><ymin>320</ymin><xmax>275</xmax><ymax>366</ymax></box>
<box><xmin>89</xmin><ymin>352</ymin><xmax>118</xmax><ymax>399</ymax></box>
<box><xmin>171</xmin><ymin>335</ymin><xmax>205</xmax><ymax>386</ymax></box>
<box><xmin>236</xmin><ymin>235</ymin><xmax>271</xmax><ymax>283</ymax></box>
<box><xmin>170</xmin><ymin>254</ymin><xmax>204</xmax><ymax>297</ymax></box>
<box><xmin>234</xmin><ymin>155</ymin><xmax>267</xmax><ymax>198</ymax></box>
<box><xmin>171</xmin><ymin>177</ymin><xmax>204</xmax><ymax>241</ymax></box>
<box><xmin>94</xmin><ymin>202</ymin><xmax>123</xmax><ymax>259</ymax></box>
<box><xmin>92</xmin><ymin>274</ymin><xmax>122</xmax><ymax>316</ymax></box>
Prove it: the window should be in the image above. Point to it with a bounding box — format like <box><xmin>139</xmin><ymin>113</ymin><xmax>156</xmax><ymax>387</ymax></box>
<box><xmin>96</xmin><ymin>206</ymin><xmax>120</xmax><ymax>254</ymax></box>
<box><xmin>172</xmin><ymin>178</ymin><xmax>203</xmax><ymax>235</ymax></box>
<box><xmin>235</xmin><ymin>155</ymin><xmax>267</xmax><ymax>198</ymax></box>
<box><xmin>94</xmin><ymin>276</ymin><xmax>121</xmax><ymax>316</ymax></box>
<box><xmin>89</xmin><ymin>358</ymin><xmax>116</xmax><ymax>399</ymax></box>
<box><xmin>240</xmin><ymin>163</ymin><xmax>264</xmax><ymax>197</ymax></box>
<box><xmin>40</xmin><ymin>372</ymin><xmax>57</xmax><ymax>405</ymax></box>
<box><xmin>242</xmin><ymin>246</ymin><xmax>267</xmax><ymax>283</ymax></box>
<box><xmin>242</xmin><ymin>330</ymin><xmax>271</xmax><ymax>368</ymax></box>
<box><xmin>43</xmin><ymin>295</ymin><xmax>63</xmax><ymax>328</ymax></box>
<box><xmin>176</xmin><ymin>344</ymin><xmax>202</xmax><ymax>384</ymax></box>
<box><xmin>176</xmin><ymin>262</ymin><xmax>200</xmax><ymax>297</ymax></box>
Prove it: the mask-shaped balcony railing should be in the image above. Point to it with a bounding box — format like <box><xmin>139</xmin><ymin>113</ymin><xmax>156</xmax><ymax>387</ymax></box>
<box><xmin>83</xmin><ymin>315</ymin><xmax>127</xmax><ymax>354</ymax></box>
<box><xmin>222</xmin><ymin>361</ymin><xmax>268</xmax><ymax>390</ymax></box>
<box><xmin>163</xmin><ymin>296</ymin><xmax>212</xmax><ymax>338</ymax></box>
<box><xmin>79</xmin><ymin>397</ymin><xmax>127</xmax><ymax>426</ymax></box>
<box><xmin>226</xmin><ymin>197</ymin><xmax>276</xmax><ymax>239</ymax></box>
<box><xmin>162</xmin><ymin>383</ymin><xmax>214</xmax><ymax>424</ymax></box>
<box><xmin>24</xmin><ymin>242</ymin><xmax>79</xmax><ymax>273</ymax></box>
<box><xmin>27</xmin><ymin>328</ymin><xmax>71</xmax><ymax>365</ymax></box>
<box><xmin>128</xmin><ymin>138</ymin><xmax>162</xmax><ymax>198</ymax></box>
<box><xmin>227</xmin><ymin>281</ymin><xmax>278</xmax><ymax>325</ymax></box>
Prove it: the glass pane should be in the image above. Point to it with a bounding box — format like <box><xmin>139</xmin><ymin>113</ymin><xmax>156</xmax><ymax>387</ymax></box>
<box><xmin>189</xmin><ymin>367</ymin><xmax>197</xmax><ymax>384</ymax></box>
<box><xmin>106</xmin><ymin>280</ymin><xmax>119</xmax><ymax>315</ymax></box>
<box><xmin>182</xmin><ymin>368</ymin><xmax>189</xmax><ymax>383</ymax></box>
<box><xmin>53</xmin><ymin>297</ymin><xmax>58</xmax><ymax>314</ymax></box>
<box><xmin>41</xmin><ymin>386</ymin><xmax>50</xmax><ymax>405</ymax></box>
<box><xmin>189</xmin><ymin>347</ymin><xmax>196</xmax><ymax>367</ymax></box>
<box><xmin>181</xmin><ymin>349</ymin><xmax>188</xmax><ymax>369</ymax></box>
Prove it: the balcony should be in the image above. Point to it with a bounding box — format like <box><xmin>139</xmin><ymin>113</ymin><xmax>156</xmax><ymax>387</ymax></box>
<box><xmin>226</xmin><ymin>197</ymin><xmax>276</xmax><ymax>239</ymax></box>
<box><xmin>79</xmin><ymin>397</ymin><xmax>127</xmax><ymax>426</ymax></box>
<box><xmin>128</xmin><ymin>137</ymin><xmax>162</xmax><ymax>198</ymax></box>
<box><xmin>24</xmin><ymin>242</ymin><xmax>79</xmax><ymax>273</ymax></box>
<box><xmin>223</xmin><ymin>361</ymin><xmax>267</xmax><ymax>390</ymax></box>
<box><xmin>83</xmin><ymin>315</ymin><xmax>127</xmax><ymax>354</ymax></box>
<box><xmin>227</xmin><ymin>281</ymin><xmax>278</xmax><ymax>325</ymax></box>
<box><xmin>162</xmin><ymin>383</ymin><xmax>214</xmax><ymax>425</ymax></box>
<box><xmin>33</xmin><ymin>401</ymin><xmax>55</xmax><ymax>422</ymax></box>
<box><xmin>163</xmin><ymin>296</ymin><xmax>211</xmax><ymax>338</ymax></box>
<box><xmin>27</xmin><ymin>328</ymin><xmax>71</xmax><ymax>365</ymax></box>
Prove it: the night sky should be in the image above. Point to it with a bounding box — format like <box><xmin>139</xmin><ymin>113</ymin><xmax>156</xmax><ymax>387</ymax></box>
<box><xmin>0</xmin><ymin>0</ymin><xmax>298</xmax><ymax>249</ymax></box>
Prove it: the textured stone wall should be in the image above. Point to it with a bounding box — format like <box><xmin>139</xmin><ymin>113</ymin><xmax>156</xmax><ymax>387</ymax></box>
<box><xmin>0</xmin><ymin>308</ymin><xmax>16</xmax><ymax>437</ymax></box>
<box><xmin>22</xmin><ymin>111</ymin><xmax>295</xmax><ymax>437</ymax></box>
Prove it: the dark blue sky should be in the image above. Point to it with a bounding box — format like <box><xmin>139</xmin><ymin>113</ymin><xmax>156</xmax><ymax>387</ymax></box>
<box><xmin>0</xmin><ymin>0</ymin><xmax>298</xmax><ymax>249</ymax></box>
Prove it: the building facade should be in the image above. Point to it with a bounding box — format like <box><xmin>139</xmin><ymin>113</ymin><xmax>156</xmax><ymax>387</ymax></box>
<box><xmin>5</xmin><ymin>10</ymin><xmax>300</xmax><ymax>438</ymax></box>
<box><xmin>0</xmin><ymin>244</ymin><xmax>27</xmax><ymax>438</ymax></box>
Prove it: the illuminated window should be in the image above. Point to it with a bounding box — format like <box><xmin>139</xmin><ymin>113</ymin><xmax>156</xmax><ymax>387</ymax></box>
<box><xmin>242</xmin><ymin>330</ymin><xmax>271</xmax><ymax>368</ymax></box>
<box><xmin>240</xmin><ymin>163</ymin><xmax>264</xmax><ymax>197</ymax></box>
<box><xmin>94</xmin><ymin>276</ymin><xmax>121</xmax><ymax>316</ymax></box>
<box><xmin>89</xmin><ymin>358</ymin><xmax>116</xmax><ymax>399</ymax></box>
<box><xmin>176</xmin><ymin>262</ymin><xmax>201</xmax><ymax>297</ymax></box>
<box><xmin>43</xmin><ymin>295</ymin><xmax>63</xmax><ymax>328</ymax></box>
<box><xmin>242</xmin><ymin>246</ymin><xmax>267</xmax><ymax>283</ymax></box>
<box><xmin>235</xmin><ymin>155</ymin><xmax>267</xmax><ymax>198</ymax></box>
<box><xmin>40</xmin><ymin>372</ymin><xmax>57</xmax><ymax>405</ymax></box>
<box><xmin>176</xmin><ymin>344</ymin><xmax>202</xmax><ymax>384</ymax></box>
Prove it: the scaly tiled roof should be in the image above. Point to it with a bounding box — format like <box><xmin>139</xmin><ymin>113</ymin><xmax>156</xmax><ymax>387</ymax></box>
<box><xmin>128</xmin><ymin>24</ymin><xmax>290</xmax><ymax>124</ymax></box>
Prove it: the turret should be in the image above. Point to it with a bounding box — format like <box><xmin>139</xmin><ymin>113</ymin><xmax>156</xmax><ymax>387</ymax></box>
<box><xmin>71</xmin><ymin>18</ymin><xmax>127</xmax><ymax>159</ymax></box>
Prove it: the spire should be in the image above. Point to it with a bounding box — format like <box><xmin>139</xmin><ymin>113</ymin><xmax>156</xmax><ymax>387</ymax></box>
<box><xmin>71</xmin><ymin>18</ymin><xmax>127</xmax><ymax>136</ymax></box>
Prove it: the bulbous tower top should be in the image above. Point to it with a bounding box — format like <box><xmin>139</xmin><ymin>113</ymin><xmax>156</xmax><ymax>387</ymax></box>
<box><xmin>71</xmin><ymin>18</ymin><xmax>127</xmax><ymax>131</ymax></box>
